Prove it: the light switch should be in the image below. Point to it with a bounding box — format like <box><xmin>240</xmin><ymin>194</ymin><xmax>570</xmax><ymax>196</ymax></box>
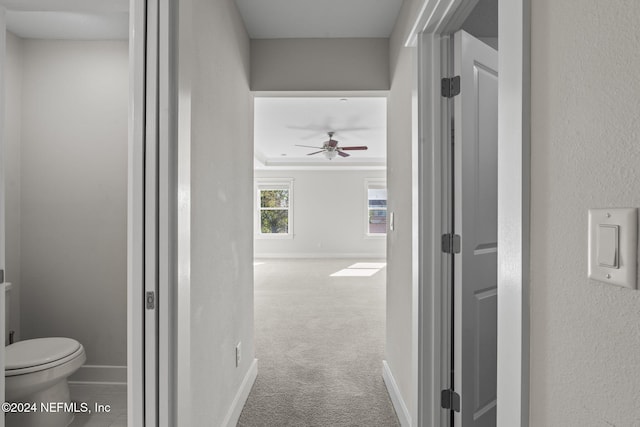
<box><xmin>588</xmin><ymin>208</ymin><xmax>638</xmax><ymax>289</ymax></box>
<box><xmin>597</xmin><ymin>225</ymin><xmax>618</xmax><ymax>268</ymax></box>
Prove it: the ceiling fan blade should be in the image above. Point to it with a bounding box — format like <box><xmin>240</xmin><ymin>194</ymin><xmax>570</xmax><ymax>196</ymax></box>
<box><xmin>332</xmin><ymin>126</ymin><xmax>373</xmax><ymax>133</ymax></box>
<box><xmin>338</xmin><ymin>151</ymin><xmax>350</xmax><ymax>158</ymax></box>
<box><xmin>287</xmin><ymin>125</ymin><xmax>320</xmax><ymax>130</ymax></box>
<box><xmin>292</xmin><ymin>126</ymin><xmax>373</xmax><ymax>133</ymax></box>
<box><xmin>286</xmin><ymin>124</ymin><xmax>330</xmax><ymax>132</ymax></box>
<box><xmin>295</xmin><ymin>144</ymin><xmax>324</xmax><ymax>149</ymax></box>
<box><xmin>340</xmin><ymin>146</ymin><xmax>368</xmax><ymax>150</ymax></box>
<box><xmin>286</xmin><ymin>128</ymin><xmax>326</xmax><ymax>140</ymax></box>
<box><xmin>307</xmin><ymin>150</ymin><xmax>325</xmax><ymax>156</ymax></box>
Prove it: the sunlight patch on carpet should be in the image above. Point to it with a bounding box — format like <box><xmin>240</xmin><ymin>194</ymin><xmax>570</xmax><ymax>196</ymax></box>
<box><xmin>348</xmin><ymin>262</ymin><xmax>386</xmax><ymax>269</ymax></box>
<box><xmin>330</xmin><ymin>268</ymin><xmax>380</xmax><ymax>277</ymax></box>
<box><xmin>331</xmin><ymin>262</ymin><xmax>386</xmax><ymax>277</ymax></box>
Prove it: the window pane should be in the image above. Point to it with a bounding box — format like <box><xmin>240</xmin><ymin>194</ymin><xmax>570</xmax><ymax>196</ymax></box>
<box><xmin>367</xmin><ymin>185</ymin><xmax>387</xmax><ymax>234</ymax></box>
<box><xmin>261</xmin><ymin>210</ymin><xmax>289</xmax><ymax>234</ymax></box>
<box><xmin>369</xmin><ymin>208</ymin><xmax>387</xmax><ymax>234</ymax></box>
<box><xmin>368</xmin><ymin>199</ymin><xmax>387</xmax><ymax>208</ymax></box>
<box><xmin>260</xmin><ymin>189</ymin><xmax>289</xmax><ymax>208</ymax></box>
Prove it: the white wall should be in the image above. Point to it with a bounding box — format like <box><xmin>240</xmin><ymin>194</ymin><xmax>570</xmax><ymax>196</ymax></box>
<box><xmin>4</xmin><ymin>31</ymin><xmax>22</xmax><ymax>343</ymax></box>
<box><xmin>14</xmin><ymin>40</ymin><xmax>128</xmax><ymax>370</ymax></box>
<box><xmin>254</xmin><ymin>169</ymin><xmax>386</xmax><ymax>258</ymax></box>
<box><xmin>530</xmin><ymin>1</ymin><xmax>640</xmax><ymax>425</ymax></box>
<box><xmin>384</xmin><ymin>0</ymin><xmax>423</xmax><ymax>423</ymax></box>
<box><xmin>179</xmin><ymin>0</ymin><xmax>256</xmax><ymax>425</ymax></box>
<box><xmin>251</xmin><ymin>38</ymin><xmax>389</xmax><ymax>91</ymax></box>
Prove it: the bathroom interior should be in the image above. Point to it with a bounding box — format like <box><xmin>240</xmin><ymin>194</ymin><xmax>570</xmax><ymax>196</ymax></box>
<box><xmin>3</xmin><ymin>1</ymin><xmax>129</xmax><ymax>426</ymax></box>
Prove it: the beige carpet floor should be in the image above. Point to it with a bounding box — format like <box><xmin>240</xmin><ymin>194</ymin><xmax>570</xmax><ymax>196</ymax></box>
<box><xmin>237</xmin><ymin>259</ymin><xmax>400</xmax><ymax>427</ymax></box>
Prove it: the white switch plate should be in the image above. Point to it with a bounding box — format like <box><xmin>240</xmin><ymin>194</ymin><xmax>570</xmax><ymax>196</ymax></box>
<box><xmin>588</xmin><ymin>208</ymin><xmax>638</xmax><ymax>289</ymax></box>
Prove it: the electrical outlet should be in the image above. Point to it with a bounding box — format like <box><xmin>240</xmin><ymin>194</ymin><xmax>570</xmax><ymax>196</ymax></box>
<box><xmin>235</xmin><ymin>342</ymin><xmax>241</xmax><ymax>367</ymax></box>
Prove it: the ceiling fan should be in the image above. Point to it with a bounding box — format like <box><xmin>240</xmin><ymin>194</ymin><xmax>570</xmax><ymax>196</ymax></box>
<box><xmin>295</xmin><ymin>132</ymin><xmax>368</xmax><ymax>160</ymax></box>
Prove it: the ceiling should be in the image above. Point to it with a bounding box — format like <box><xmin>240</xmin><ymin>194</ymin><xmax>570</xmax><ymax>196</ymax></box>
<box><xmin>2</xmin><ymin>0</ymin><xmax>403</xmax><ymax>40</ymax></box>
<box><xmin>462</xmin><ymin>0</ymin><xmax>498</xmax><ymax>38</ymax></box>
<box><xmin>1</xmin><ymin>0</ymin><xmax>496</xmax><ymax>42</ymax></box>
<box><xmin>1</xmin><ymin>0</ymin><xmax>129</xmax><ymax>39</ymax></box>
<box><xmin>234</xmin><ymin>0</ymin><xmax>404</xmax><ymax>39</ymax></box>
<box><xmin>2</xmin><ymin>0</ymin><xmax>494</xmax><ymax>170</ymax></box>
<box><xmin>240</xmin><ymin>3</ymin><xmax>399</xmax><ymax>169</ymax></box>
<box><xmin>254</xmin><ymin>97</ymin><xmax>387</xmax><ymax>169</ymax></box>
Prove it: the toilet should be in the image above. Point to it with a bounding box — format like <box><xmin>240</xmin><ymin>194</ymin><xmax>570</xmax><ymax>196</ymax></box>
<box><xmin>4</xmin><ymin>284</ymin><xmax>86</xmax><ymax>427</ymax></box>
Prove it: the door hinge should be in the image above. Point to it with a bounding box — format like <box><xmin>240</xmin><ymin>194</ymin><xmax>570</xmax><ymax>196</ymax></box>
<box><xmin>442</xmin><ymin>233</ymin><xmax>461</xmax><ymax>254</ymax></box>
<box><xmin>441</xmin><ymin>76</ymin><xmax>461</xmax><ymax>98</ymax></box>
<box><xmin>146</xmin><ymin>291</ymin><xmax>156</xmax><ymax>310</ymax></box>
<box><xmin>441</xmin><ymin>389</ymin><xmax>461</xmax><ymax>412</ymax></box>
<box><xmin>0</xmin><ymin>269</ymin><xmax>4</xmax><ymax>284</ymax></box>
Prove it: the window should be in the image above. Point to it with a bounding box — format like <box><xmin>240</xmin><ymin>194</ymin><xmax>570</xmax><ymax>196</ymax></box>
<box><xmin>366</xmin><ymin>180</ymin><xmax>387</xmax><ymax>236</ymax></box>
<box><xmin>256</xmin><ymin>180</ymin><xmax>293</xmax><ymax>238</ymax></box>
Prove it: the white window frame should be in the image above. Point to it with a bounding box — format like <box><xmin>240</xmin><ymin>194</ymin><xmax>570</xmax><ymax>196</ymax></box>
<box><xmin>365</xmin><ymin>179</ymin><xmax>387</xmax><ymax>238</ymax></box>
<box><xmin>255</xmin><ymin>179</ymin><xmax>294</xmax><ymax>239</ymax></box>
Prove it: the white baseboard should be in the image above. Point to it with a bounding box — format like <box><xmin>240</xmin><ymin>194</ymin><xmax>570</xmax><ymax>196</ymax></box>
<box><xmin>68</xmin><ymin>365</ymin><xmax>127</xmax><ymax>385</ymax></box>
<box><xmin>254</xmin><ymin>253</ymin><xmax>386</xmax><ymax>259</ymax></box>
<box><xmin>222</xmin><ymin>358</ymin><xmax>258</xmax><ymax>427</ymax></box>
<box><xmin>382</xmin><ymin>360</ymin><xmax>412</xmax><ymax>427</ymax></box>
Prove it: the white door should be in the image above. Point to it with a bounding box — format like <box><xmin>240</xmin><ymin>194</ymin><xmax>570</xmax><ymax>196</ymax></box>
<box><xmin>453</xmin><ymin>30</ymin><xmax>498</xmax><ymax>427</ymax></box>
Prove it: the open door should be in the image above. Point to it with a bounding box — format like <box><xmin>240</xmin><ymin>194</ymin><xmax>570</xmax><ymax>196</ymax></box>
<box><xmin>452</xmin><ymin>30</ymin><xmax>498</xmax><ymax>427</ymax></box>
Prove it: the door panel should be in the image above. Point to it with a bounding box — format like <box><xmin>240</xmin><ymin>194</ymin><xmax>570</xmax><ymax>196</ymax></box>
<box><xmin>453</xmin><ymin>30</ymin><xmax>498</xmax><ymax>427</ymax></box>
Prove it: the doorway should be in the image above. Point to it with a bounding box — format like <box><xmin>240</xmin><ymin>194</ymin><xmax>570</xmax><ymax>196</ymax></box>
<box><xmin>414</xmin><ymin>0</ymin><xmax>530</xmax><ymax>425</ymax></box>
<box><xmin>243</xmin><ymin>95</ymin><xmax>395</xmax><ymax>425</ymax></box>
<box><xmin>0</xmin><ymin>1</ymin><xmax>166</xmax><ymax>425</ymax></box>
<box><xmin>1</xmin><ymin>4</ymin><xmax>129</xmax><ymax>426</ymax></box>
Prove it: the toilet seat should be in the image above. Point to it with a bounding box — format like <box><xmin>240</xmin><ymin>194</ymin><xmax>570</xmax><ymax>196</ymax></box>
<box><xmin>6</xmin><ymin>338</ymin><xmax>84</xmax><ymax>377</ymax></box>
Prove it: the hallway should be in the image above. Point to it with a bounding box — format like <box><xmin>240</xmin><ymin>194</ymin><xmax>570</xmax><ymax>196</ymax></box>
<box><xmin>237</xmin><ymin>259</ymin><xmax>399</xmax><ymax>427</ymax></box>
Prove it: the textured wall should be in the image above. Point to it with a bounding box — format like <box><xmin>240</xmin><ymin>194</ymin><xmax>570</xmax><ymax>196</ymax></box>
<box><xmin>251</xmin><ymin>38</ymin><xmax>389</xmax><ymax>91</ymax></box>
<box><xmin>4</xmin><ymin>31</ymin><xmax>22</xmax><ymax>342</ymax></box>
<box><xmin>254</xmin><ymin>169</ymin><xmax>386</xmax><ymax>258</ymax></box>
<box><xmin>185</xmin><ymin>0</ymin><xmax>255</xmax><ymax>424</ymax></box>
<box><xmin>385</xmin><ymin>43</ymin><xmax>415</xmax><ymax>422</ymax></box>
<box><xmin>384</xmin><ymin>0</ymin><xmax>421</xmax><ymax>422</ymax></box>
<box><xmin>530</xmin><ymin>1</ymin><xmax>640</xmax><ymax>425</ymax></box>
<box><xmin>18</xmin><ymin>40</ymin><xmax>128</xmax><ymax>367</ymax></box>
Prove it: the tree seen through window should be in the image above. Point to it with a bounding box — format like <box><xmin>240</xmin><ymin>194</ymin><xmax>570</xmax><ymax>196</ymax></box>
<box><xmin>260</xmin><ymin>189</ymin><xmax>289</xmax><ymax>234</ymax></box>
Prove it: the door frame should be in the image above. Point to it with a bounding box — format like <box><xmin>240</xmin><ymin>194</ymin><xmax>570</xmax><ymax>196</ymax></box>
<box><xmin>409</xmin><ymin>0</ymin><xmax>530</xmax><ymax>426</ymax></box>
<box><xmin>130</xmin><ymin>0</ymin><xmax>177</xmax><ymax>425</ymax></box>
<box><xmin>129</xmin><ymin>0</ymin><xmax>146</xmax><ymax>425</ymax></box>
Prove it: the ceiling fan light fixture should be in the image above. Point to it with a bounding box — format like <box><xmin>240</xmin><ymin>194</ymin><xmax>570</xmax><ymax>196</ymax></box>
<box><xmin>295</xmin><ymin>131</ymin><xmax>367</xmax><ymax>159</ymax></box>
<box><xmin>324</xmin><ymin>151</ymin><xmax>338</xmax><ymax>160</ymax></box>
